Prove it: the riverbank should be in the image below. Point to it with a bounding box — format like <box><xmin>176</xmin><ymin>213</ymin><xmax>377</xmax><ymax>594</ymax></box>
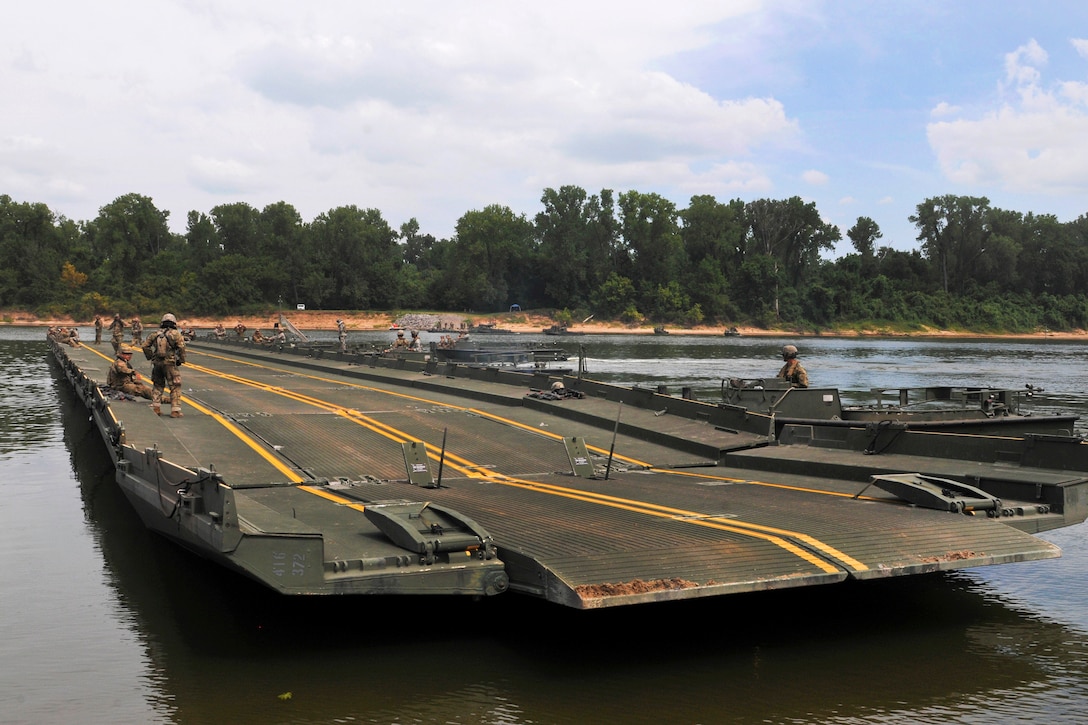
<box><xmin>5</xmin><ymin>308</ymin><xmax>1086</xmax><ymax>340</ymax></box>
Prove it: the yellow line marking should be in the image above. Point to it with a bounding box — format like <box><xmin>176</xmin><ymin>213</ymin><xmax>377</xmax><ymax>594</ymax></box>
<box><xmin>186</xmin><ymin>398</ymin><xmax>306</xmax><ymax>483</ymax></box>
<box><xmin>183</xmin><ymin>348</ymin><xmax>867</xmax><ymax>573</ymax></box>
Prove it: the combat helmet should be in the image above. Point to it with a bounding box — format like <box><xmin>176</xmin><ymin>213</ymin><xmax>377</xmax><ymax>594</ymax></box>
<box><xmin>161</xmin><ymin>313</ymin><xmax>177</xmax><ymax>325</ymax></box>
<box><xmin>781</xmin><ymin>344</ymin><xmax>798</xmax><ymax>359</ymax></box>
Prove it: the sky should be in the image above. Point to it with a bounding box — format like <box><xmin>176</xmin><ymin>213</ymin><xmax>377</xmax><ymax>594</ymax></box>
<box><xmin>5</xmin><ymin>1</ymin><xmax>1088</xmax><ymax>258</ymax></box>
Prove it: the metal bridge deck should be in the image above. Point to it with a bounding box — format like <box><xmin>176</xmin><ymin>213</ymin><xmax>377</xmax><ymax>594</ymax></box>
<box><xmin>55</xmin><ymin>339</ymin><xmax>1078</xmax><ymax>609</ymax></box>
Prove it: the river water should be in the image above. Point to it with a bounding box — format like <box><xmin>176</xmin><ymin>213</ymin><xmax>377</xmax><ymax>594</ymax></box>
<box><xmin>4</xmin><ymin>326</ymin><xmax>1088</xmax><ymax>724</ymax></box>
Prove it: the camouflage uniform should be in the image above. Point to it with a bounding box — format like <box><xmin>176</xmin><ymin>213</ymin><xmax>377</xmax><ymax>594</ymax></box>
<box><xmin>109</xmin><ymin>314</ymin><xmax>125</xmax><ymax>354</ymax></box>
<box><xmin>145</xmin><ymin>320</ymin><xmax>187</xmax><ymax>417</ymax></box>
<box><xmin>94</xmin><ymin>315</ymin><xmax>103</xmax><ymax>345</ymax></box>
<box><xmin>130</xmin><ymin>318</ymin><xmax>143</xmax><ymax>346</ymax></box>
<box><xmin>107</xmin><ymin>348</ymin><xmax>153</xmax><ymax>400</ymax></box>
<box><xmin>337</xmin><ymin>319</ymin><xmax>347</xmax><ymax>352</ymax></box>
<box><xmin>778</xmin><ymin>359</ymin><xmax>808</xmax><ymax>387</ymax></box>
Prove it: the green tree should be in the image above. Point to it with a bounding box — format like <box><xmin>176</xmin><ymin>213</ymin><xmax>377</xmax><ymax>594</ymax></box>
<box><xmin>308</xmin><ymin>206</ymin><xmax>399</xmax><ymax>310</ymax></box>
<box><xmin>618</xmin><ymin>191</ymin><xmax>684</xmax><ymax>312</ymax></box>
<box><xmin>258</xmin><ymin>201</ymin><xmax>307</xmax><ymax>307</ymax></box>
<box><xmin>535</xmin><ymin>185</ymin><xmax>592</xmax><ymax>307</ymax></box>
<box><xmin>0</xmin><ymin>196</ymin><xmax>69</xmax><ymax>307</ymax></box>
<box><xmin>910</xmin><ymin>195</ymin><xmax>992</xmax><ymax>295</ymax></box>
<box><xmin>210</xmin><ymin>202</ymin><xmax>261</xmax><ymax>258</ymax></box>
<box><xmin>744</xmin><ymin>197</ymin><xmax>839</xmax><ymax>319</ymax></box>
<box><xmin>847</xmin><ymin>216</ymin><xmax>882</xmax><ymax>258</ymax></box>
<box><xmin>184</xmin><ymin>211</ymin><xmax>222</xmax><ymax>271</ymax></box>
<box><xmin>680</xmin><ymin>195</ymin><xmax>746</xmax><ymax>319</ymax></box>
<box><xmin>85</xmin><ymin>193</ymin><xmax>172</xmax><ymax>300</ymax></box>
<box><xmin>444</xmin><ymin>205</ymin><xmax>535</xmax><ymax>311</ymax></box>
<box><xmin>584</xmin><ymin>189</ymin><xmax>621</xmax><ymax>292</ymax></box>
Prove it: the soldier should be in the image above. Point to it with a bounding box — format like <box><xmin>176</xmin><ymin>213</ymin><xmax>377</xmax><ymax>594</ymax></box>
<box><xmin>407</xmin><ymin>330</ymin><xmax>423</xmax><ymax>352</ymax></box>
<box><xmin>337</xmin><ymin>319</ymin><xmax>347</xmax><ymax>353</ymax></box>
<box><xmin>109</xmin><ymin>313</ymin><xmax>125</xmax><ymax>354</ymax></box>
<box><xmin>107</xmin><ymin>344</ymin><xmax>153</xmax><ymax>400</ymax></box>
<box><xmin>777</xmin><ymin>344</ymin><xmax>809</xmax><ymax>388</ymax></box>
<box><xmin>144</xmin><ymin>313</ymin><xmax>187</xmax><ymax>417</ymax></box>
<box><xmin>94</xmin><ymin>315</ymin><xmax>103</xmax><ymax>345</ymax></box>
<box><xmin>391</xmin><ymin>329</ymin><xmax>409</xmax><ymax>349</ymax></box>
<box><xmin>252</xmin><ymin>329</ymin><xmax>265</xmax><ymax>344</ymax></box>
<box><xmin>130</xmin><ymin>317</ymin><xmax>143</xmax><ymax>346</ymax></box>
<box><xmin>235</xmin><ymin>322</ymin><xmax>247</xmax><ymax>338</ymax></box>
<box><xmin>214</xmin><ymin>322</ymin><xmax>226</xmax><ymax>339</ymax></box>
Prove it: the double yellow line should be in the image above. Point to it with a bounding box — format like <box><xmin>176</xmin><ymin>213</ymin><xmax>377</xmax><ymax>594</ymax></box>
<box><xmin>182</xmin><ymin>349</ymin><xmax>868</xmax><ymax>575</ymax></box>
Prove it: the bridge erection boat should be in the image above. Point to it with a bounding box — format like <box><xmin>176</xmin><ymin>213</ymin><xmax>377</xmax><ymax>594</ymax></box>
<box><xmin>50</xmin><ymin>336</ymin><xmax>1088</xmax><ymax>609</ymax></box>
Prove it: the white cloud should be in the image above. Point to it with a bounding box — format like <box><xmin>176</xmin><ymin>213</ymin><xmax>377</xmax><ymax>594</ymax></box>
<box><xmin>0</xmin><ymin>0</ymin><xmax>801</xmax><ymax>234</ymax></box>
<box><xmin>802</xmin><ymin>169</ymin><xmax>829</xmax><ymax>185</ymax></box>
<box><xmin>930</xmin><ymin>101</ymin><xmax>961</xmax><ymax>118</ymax></box>
<box><xmin>928</xmin><ymin>39</ymin><xmax>1088</xmax><ymax>194</ymax></box>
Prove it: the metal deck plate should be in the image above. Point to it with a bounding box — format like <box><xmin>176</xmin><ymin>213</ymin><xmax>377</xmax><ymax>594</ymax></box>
<box><xmin>53</xmin><ymin>341</ymin><xmax>1077</xmax><ymax>609</ymax></box>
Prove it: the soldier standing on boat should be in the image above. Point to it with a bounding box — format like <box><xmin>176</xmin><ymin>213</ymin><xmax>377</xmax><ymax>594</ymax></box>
<box><xmin>337</xmin><ymin>319</ymin><xmax>347</xmax><ymax>352</ymax></box>
<box><xmin>130</xmin><ymin>316</ymin><xmax>143</xmax><ymax>346</ymax></box>
<box><xmin>408</xmin><ymin>330</ymin><xmax>423</xmax><ymax>352</ymax></box>
<box><xmin>391</xmin><ymin>329</ymin><xmax>409</xmax><ymax>350</ymax></box>
<box><xmin>107</xmin><ymin>344</ymin><xmax>153</xmax><ymax>400</ymax></box>
<box><xmin>778</xmin><ymin>344</ymin><xmax>809</xmax><ymax>388</ymax></box>
<box><xmin>109</xmin><ymin>313</ymin><xmax>125</xmax><ymax>354</ymax></box>
<box><xmin>94</xmin><ymin>315</ymin><xmax>103</xmax><ymax>345</ymax></box>
<box><xmin>144</xmin><ymin>313</ymin><xmax>187</xmax><ymax>418</ymax></box>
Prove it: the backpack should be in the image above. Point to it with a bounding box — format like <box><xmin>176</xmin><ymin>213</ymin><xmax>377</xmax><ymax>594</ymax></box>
<box><xmin>143</xmin><ymin>331</ymin><xmax>169</xmax><ymax>361</ymax></box>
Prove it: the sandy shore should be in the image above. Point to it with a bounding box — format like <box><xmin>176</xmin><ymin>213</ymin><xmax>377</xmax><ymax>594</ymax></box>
<box><xmin>6</xmin><ymin>309</ymin><xmax>1086</xmax><ymax>340</ymax></box>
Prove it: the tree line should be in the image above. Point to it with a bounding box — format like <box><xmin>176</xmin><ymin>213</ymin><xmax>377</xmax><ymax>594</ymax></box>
<box><xmin>3</xmin><ymin>188</ymin><xmax>1088</xmax><ymax>332</ymax></box>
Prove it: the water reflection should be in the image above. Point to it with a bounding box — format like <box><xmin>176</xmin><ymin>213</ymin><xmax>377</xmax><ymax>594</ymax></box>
<box><xmin>0</xmin><ymin>334</ymin><xmax>67</xmax><ymax>455</ymax></box>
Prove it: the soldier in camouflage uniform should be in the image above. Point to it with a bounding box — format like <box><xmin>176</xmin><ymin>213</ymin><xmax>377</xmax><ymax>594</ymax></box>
<box><xmin>144</xmin><ymin>313</ymin><xmax>187</xmax><ymax>417</ymax></box>
<box><xmin>109</xmin><ymin>313</ymin><xmax>125</xmax><ymax>354</ymax></box>
<box><xmin>107</xmin><ymin>344</ymin><xmax>153</xmax><ymax>400</ymax></box>
<box><xmin>94</xmin><ymin>315</ymin><xmax>103</xmax><ymax>345</ymax></box>
<box><xmin>777</xmin><ymin>344</ymin><xmax>809</xmax><ymax>388</ymax></box>
<box><xmin>130</xmin><ymin>317</ymin><xmax>143</xmax><ymax>346</ymax></box>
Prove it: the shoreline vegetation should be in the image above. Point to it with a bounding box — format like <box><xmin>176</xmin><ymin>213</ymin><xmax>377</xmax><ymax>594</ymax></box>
<box><xmin>7</xmin><ymin>309</ymin><xmax>1087</xmax><ymax>340</ymax></box>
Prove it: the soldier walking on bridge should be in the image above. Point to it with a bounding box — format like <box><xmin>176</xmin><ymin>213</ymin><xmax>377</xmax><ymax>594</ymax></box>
<box><xmin>130</xmin><ymin>316</ymin><xmax>143</xmax><ymax>346</ymax></box>
<box><xmin>109</xmin><ymin>313</ymin><xmax>125</xmax><ymax>354</ymax></box>
<box><xmin>143</xmin><ymin>313</ymin><xmax>187</xmax><ymax>418</ymax></box>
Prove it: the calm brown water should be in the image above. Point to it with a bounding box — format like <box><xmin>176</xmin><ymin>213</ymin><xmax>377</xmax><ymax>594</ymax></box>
<box><xmin>4</xmin><ymin>327</ymin><xmax>1088</xmax><ymax>724</ymax></box>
